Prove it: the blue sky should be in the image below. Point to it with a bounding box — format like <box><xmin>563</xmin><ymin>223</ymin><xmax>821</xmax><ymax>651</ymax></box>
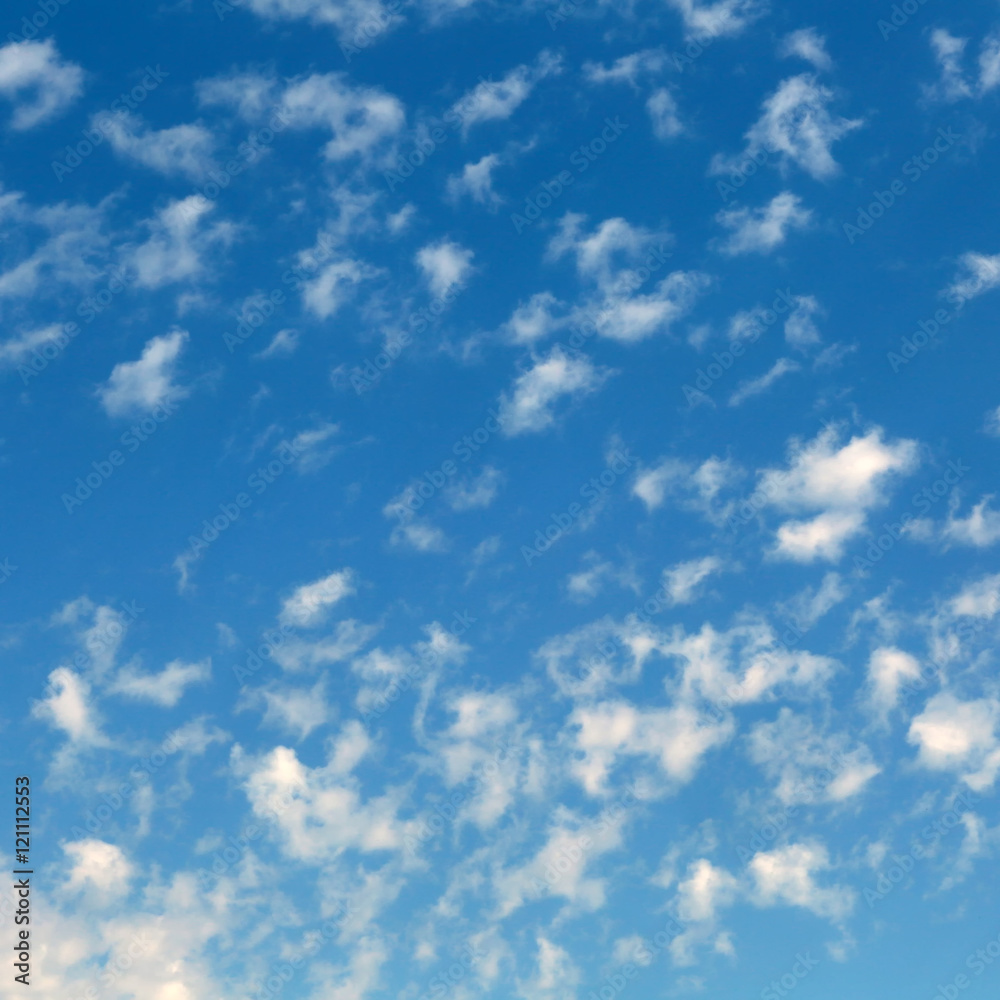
<box><xmin>3</xmin><ymin>0</ymin><xmax>1000</xmax><ymax>998</ymax></box>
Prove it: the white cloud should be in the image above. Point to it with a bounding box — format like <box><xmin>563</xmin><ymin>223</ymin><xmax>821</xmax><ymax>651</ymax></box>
<box><xmin>280</xmin><ymin>570</ymin><xmax>356</xmax><ymax>627</ymax></box>
<box><xmin>865</xmin><ymin>647</ymin><xmax>921</xmax><ymax>719</ymax></box>
<box><xmin>517</xmin><ymin>938</ymin><xmax>580</xmax><ymax>1000</ymax></box>
<box><xmin>98</xmin><ymin>330</ymin><xmax>190</xmax><ymax>418</ymax></box>
<box><xmin>549</xmin><ymin>213</ymin><xmax>669</xmax><ymax>294</ymax></box>
<box><xmin>943</xmin><ymin>496</ymin><xmax>1000</xmax><ymax>547</ymax></box>
<box><xmin>0</xmin><ymin>189</ymin><xmax>110</xmax><ymax>300</ymax></box>
<box><xmin>778</xmin><ymin>28</ymin><xmax>832</xmax><ymax>71</ymax></box>
<box><xmin>784</xmin><ymin>294</ymin><xmax>823</xmax><ymax>349</ymax></box>
<box><xmin>288</xmin><ymin>421</ymin><xmax>341</xmax><ymax>472</ymax></box>
<box><xmin>665</xmin><ymin>0</ymin><xmax>763</xmax><ymax>39</ymax></box>
<box><xmin>109</xmin><ymin>658</ymin><xmax>211</xmax><ymax>707</ymax></box>
<box><xmin>728</xmin><ymin>357</ymin><xmax>800</xmax><ymax>406</ymax></box>
<box><xmin>239</xmin><ymin>0</ymin><xmax>399</xmax><ymax>42</ymax></box>
<box><xmin>449</xmin><ymin>50</ymin><xmax>562</xmax><ymax>134</ymax></box>
<box><xmin>748</xmin><ymin>709</ymin><xmax>880</xmax><ymax>804</ymax></box>
<box><xmin>196</xmin><ymin>70</ymin><xmax>280</xmax><ymax>119</ymax></box>
<box><xmin>632</xmin><ymin>455</ymin><xmax>740</xmax><ymax>522</ymax></box>
<box><xmin>446</xmin><ymin>152</ymin><xmax>504</xmax><ymax>209</ymax></box>
<box><xmin>582</xmin><ymin>49</ymin><xmax>668</xmax><ymax>89</ymax></box>
<box><xmin>245</xmin><ymin>678</ymin><xmax>333</xmax><ymax>741</ymax></box>
<box><xmin>63</xmin><ymin>840</ymin><xmax>134</xmax><ymax>897</ymax></box>
<box><xmin>546</xmin><ymin>213</ymin><xmax>707</xmax><ymax>342</ymax></box>
<box><xmin>758</xmin><ymin>424</ymin><xmax>919</xmax><ymax>562</ymax></box>
<box><xmin>714</xmin><ymin>74</ymin><xmax>862</xmax><ymax>180</ymax></box>
<box><xmin>130</xmin><ymin>196</ymin><xmax>235</xmax><ymax>289</ymax></box>
<box><xmin>31</xmin><ymin>668</ymin><xmax>105</xmax><ymax>745</ymax></box>
<box><xmin>498</xmin><ymin>346</ymin><xmax>612</xmax><ymax>436</ymax></box>
<box><xmin>280</xmin><ymin>72</ymin><xmax>405</xmax><ymax>162</ymax></box>
<box><xmin>300</xmin><ymin>256</ymin><xmax>379</xmax><ymax>319</ymax></box>
<box><xmin>0</xmin><ymin>324</ymin><xmax>69</xmax><ymax>368</ymax></box>
<box><xmin>909</xmin><ymin>693</ymin><xmax>1000</xmax><ymax>789</ymax></box>
<box><xmin>946</xmin><ymin>252</ymin><xmax>1000</xmax><ymax>303</ymax></box>
<box><xmin>749</xmin><ymin>842</ymin><xmax>855</xmax><ymax>921</ymax></box>
<box><xmin>499</xmin><ymin>292</ymin><xmax>567</xmax><ymax>344</ymax></box>
<box><xmin>985</xmin><ymin>405</ymin><xmax>1000</xmax><ymax>436</ymax></box>
<box><xmin>948</xmin><ymin>573</ymin><xmax>1000</xmax><ymax>620</ymax></box>
<box><xmin>232</xmin><ymin>725</ymin><xmax>407</xmax><ymax>860</ymax></box>
<box><xmin>255</xmin><ymin>328</ymin><xmax>300</xmax><ymax>359</ymax></box>
<box><xmin>925</xmin><ymin>29</ymin><xmax>1000</xmax><ymax>101</ymax></box>
<box><xmin>416</xmin><ymin>239</ymin><xmax>474</xmax><ymax>297</ymax></box>
<box><xmin>662</xmin><ymin>556</ymin><xmax>722</xmax><ymax>605</ymax></box>
<box><xmin>0</xmin><ymin>39</ymin><xmax>84</xmax><ymax>129</ymax></box>
<box><xmin>647</xmin><ymin>88</ymin><xmax>683</xmax><ymax>139</ymax></box>
<box><xmin>99</xmin><ymin>112</ymin><xmax>216</xmax><ymax>180</ymax></box>
<box><xmin>715</xmin><ymin>192</ymin><xmax>812</xmax><ymax>255</ymax></box>
<box><xmin>444</xmin><ymin>466</ymin><xmax>504</xmax><ymax>511</ymax></box>
<box><xmin>570</xmin><ymin>700</ymin><xmax>733</xmax><ymax>794</ymax></box>
<box><xmin>383</xmin><ymin>489</ymin><xmax>450</xmax><ymax>552</ymax></box>
<box><xmin>676</xmin><ymin>859</ymin><xmax>739</xmax><ymax>923</ymax></box>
